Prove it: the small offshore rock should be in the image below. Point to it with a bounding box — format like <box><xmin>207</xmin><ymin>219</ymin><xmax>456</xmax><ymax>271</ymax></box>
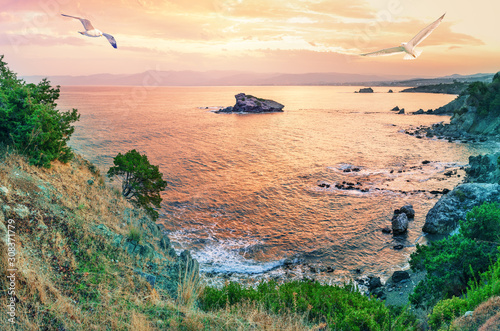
<box><xmin>399</xmin><ymin>205</ymin><xmax>415</xmax><ymax>219</ymax></box>
<box><xmin>223</xmin><ymin>93</ymin><xmax>284</xmax><ymax>113</ymax></box>
<box><xmin>392</xmin><ymin>270</ymin><xmax>410</xmax><ymax>283</ymax></box>
<box><xmin>392</xmin><ymin>213</ymin><xmax>409</xmax><ymax>234</ymax></box>
<box><xmin>391</xmin><ymin>106</ymin><xmax>400</xmax><ymax>111</ymax></box>
<box><xmin>381</xmin><ymin>227</ymin><xmax>392</xmax><ymax>234</ymax></box>
<box><xmin>358</xmin><ymin>87</ymin><xmax>374</xmax><ymax>93</ymax></box>
<box><xmin>393</xmin><ymin>244</ymin><xmax>404</xmax><ymax>250</ymax></box>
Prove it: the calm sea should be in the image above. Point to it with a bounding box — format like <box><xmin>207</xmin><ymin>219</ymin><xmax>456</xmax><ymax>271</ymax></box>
<box><xmin>59</xmin><ymin>86</ymin><xmax>495</xmax><ymax>284</ymax></box>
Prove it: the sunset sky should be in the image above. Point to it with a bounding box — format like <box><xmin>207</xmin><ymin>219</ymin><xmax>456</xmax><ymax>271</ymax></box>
<box><xmin>2</xmin><ymin>0</ymin><xmax>499</xmax><ymax>78</ymax></box>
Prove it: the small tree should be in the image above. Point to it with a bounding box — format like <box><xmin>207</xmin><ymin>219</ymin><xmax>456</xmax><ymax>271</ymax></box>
<box><xmin>107</xmin><ymin>149</ymin><xmax>167</xmax><ymax>220</ymax></box>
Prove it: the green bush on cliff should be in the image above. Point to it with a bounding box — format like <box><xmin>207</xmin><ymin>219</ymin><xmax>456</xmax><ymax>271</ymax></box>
<box><xmin>107</xmin><ymin>149</ymin><xmax>167</xmax><ymax>220</ymax></box>
<box><xmin>0</xmin><ymin>55</ymin><xmax>80</xmax><ymax>167</ymax></box>
<box><xmin>200</xmin><ymin>280</ymin><xmax>418</xmax><ymax>330</ymax></box>
<box><xmin>429</xmin><ymin>245</ymin><xmax>500</xmax><ymax>329</ymax></box>
<box><xmin>410</xmin><ymin>202</ymin><xmax>500</xmax><ymax>308</ymax></box>
<box><xmin>463</xmin><ymin>73</ymin><xmax>500</xmax><ymax>116</ymax></box>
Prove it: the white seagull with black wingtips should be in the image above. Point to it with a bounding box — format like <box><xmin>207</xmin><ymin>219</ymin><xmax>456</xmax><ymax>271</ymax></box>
<box><xmin>61</xmin><ymin>14</ymin><xmax>117</xmax><ymax>49</ymax></box>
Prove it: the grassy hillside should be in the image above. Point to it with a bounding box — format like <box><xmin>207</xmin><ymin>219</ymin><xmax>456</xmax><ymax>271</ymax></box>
<box><xmin>0</xmin><ymin>150</ymin><xmax>323</xmax><ymax>330</ymax></box>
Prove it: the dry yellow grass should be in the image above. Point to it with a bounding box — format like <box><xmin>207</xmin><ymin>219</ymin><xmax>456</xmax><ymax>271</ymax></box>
<box><xmin>451</xmin><ymin>296</ymin><xmax>500</xmax><ymax>331</ymax></box>
<box><xmin>0</xmin><ymin>151</ymin><xmax>318</xmax><ymax>330</ymax></box>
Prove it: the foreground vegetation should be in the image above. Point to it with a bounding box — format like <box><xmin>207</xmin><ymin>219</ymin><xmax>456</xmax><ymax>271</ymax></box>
<box><xmin>200</xmin><ymin>280</ymin><xmax>418</xmax><ymax>330</ymax></box>
<box><xmin>410</xmin><ymin>202</ymin><xmax>500</xmax><ymax>330</ymax></box>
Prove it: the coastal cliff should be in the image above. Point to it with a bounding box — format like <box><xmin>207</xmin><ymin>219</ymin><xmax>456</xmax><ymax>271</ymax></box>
<box><xmin>419</xmin><ymin>74</ymin><xmax>500</xmax><ymax>235</ymax></box>
<box><xmin>423</xmin><ymin>72</ymin><xmax>500</xmax><ymax>138</ymax></box>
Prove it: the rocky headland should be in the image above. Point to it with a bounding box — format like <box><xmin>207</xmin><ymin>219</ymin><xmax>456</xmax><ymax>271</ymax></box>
<box><xmin>408</xmin><ymin>73</ymin><xmax>500</xmax><ymax>235</ymax></box>
<box><xmin>400</xmin><ymin>82</ymin><xmax>469</xmax><ymax>95</ymax></box>
<box><xmin>217</xmin><ymin>93</ymin><xmax>284</xmax><ymax>113</ymax></box>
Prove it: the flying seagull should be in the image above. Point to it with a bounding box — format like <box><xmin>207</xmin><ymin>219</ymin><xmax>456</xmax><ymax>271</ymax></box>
<box><xmin>360</xmin><ymin>13</ymin><xmax>445</xmax><ymax>60</ymax></box>
<box><xmin>61</xmin><ymin>14</ymin><xmax>117</xmax><ymax>49</ymax></box>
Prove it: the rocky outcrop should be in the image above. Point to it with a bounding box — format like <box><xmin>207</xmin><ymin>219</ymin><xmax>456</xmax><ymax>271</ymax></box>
<box><xmin>466</xmin><ymin>153</ymin><xmax>500</xmax><ymax>184</ymax></box>
<box><xmin>433</xmin><ymin>95</ymin><xmax>468</xmax><ymax>115</ymax></box>
<box><xmin>217</xmin><ymin>93</ymin><xmax>284</xmax><ymax>113</ymax></box>
<box><xmin>422</xmin><ymin>183</ymin><xmax>500</xmax><ymax>234</ymax></box>
<box><xmin>92</xmin><ymin>208</ymin><xmax>199</xmax><ymax>298</ymax></box>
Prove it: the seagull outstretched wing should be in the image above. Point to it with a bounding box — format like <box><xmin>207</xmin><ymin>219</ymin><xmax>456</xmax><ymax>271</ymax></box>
<box><xmin>407</xmin><ymin>13</ymin><xmax>446</xmax><ymax>48</ymax></box>
<box><xmin>61</xmin><ymin>14</ymin><xmax>94</xmax><ymax>31</ymax></box>
<box><xmin>360</xmin><ymin>46</ymin><xmax>405</xmax><ymax>57</ymax></box>
<box><xmin>103</xmin><ymin>33</ymin><xmax>117</xmax><ymax>49</ymax></box>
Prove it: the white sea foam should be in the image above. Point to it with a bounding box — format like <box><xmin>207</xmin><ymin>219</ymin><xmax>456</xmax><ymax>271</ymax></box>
<box><xmin>192</xmin><ymin>239</ymin><xmax>285</xmax><ymax>274</ymax></box>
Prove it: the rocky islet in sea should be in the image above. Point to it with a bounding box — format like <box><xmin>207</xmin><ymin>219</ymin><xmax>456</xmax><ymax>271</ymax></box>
<box><xmin>217</xmin><ymin>93</ymin><xmax>285</xmax><ymax>113</ymax></box>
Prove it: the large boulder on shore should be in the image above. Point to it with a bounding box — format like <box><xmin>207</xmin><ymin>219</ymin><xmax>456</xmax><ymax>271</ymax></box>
<box><xmin>422</xmin><ymin>183</ymin><xmax>500</xmax><ymax>234</ymax></box>
<box><xmin>219</xmin><ymin>93</ymin><xmax>284</xmax><ymax>113</ymax></box>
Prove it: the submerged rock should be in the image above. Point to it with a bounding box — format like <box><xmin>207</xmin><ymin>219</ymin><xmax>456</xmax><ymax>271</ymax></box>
<box><xmin>218</xmin><ymin>93</ymin><xmax>284</xmax><ymax>113</ymax></box>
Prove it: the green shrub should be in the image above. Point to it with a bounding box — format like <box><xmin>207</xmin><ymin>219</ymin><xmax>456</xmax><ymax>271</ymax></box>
<box><xmin>200</xmin><ymin>280</ymin><xmax>418</xmax><ymax>330</ymax></box>
<box><xmin>0</xmin><ymin>55</ymin><xmax>80</xmax><ymax>167</ymax></box>
<box><xmin>461</xmin><ymin>248</ymin><xmax>500</xmax><ymax>310</ymax></box>
<box><xmin>460</xmin><ymin>202</ymin><xmax>500</xmax><ymax>242</ymax></box>
<box><xmin>428</xmin><ymin>296</ymin><xmax>467</xmax><ymax>330</ymax></box>
<box><xmin>128</xmin><ymin>226</ymin><xmax>142</xmax><ymax>243</ymax></box>
<box><xmin>410</xmin><ymin>202</ymin><xmax>500</xmax><ymax>308</ymax></box>
<box><xmin>463</xmin><ymin>73</ymin><xmax>500</xmax><ymax>115</ymax></box>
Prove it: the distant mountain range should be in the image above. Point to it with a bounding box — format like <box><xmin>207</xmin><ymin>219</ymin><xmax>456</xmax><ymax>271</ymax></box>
<box><xmin>21</xmin><ymin>70</ymin><xmax>496</xmax><ymax>87</ymax></box>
